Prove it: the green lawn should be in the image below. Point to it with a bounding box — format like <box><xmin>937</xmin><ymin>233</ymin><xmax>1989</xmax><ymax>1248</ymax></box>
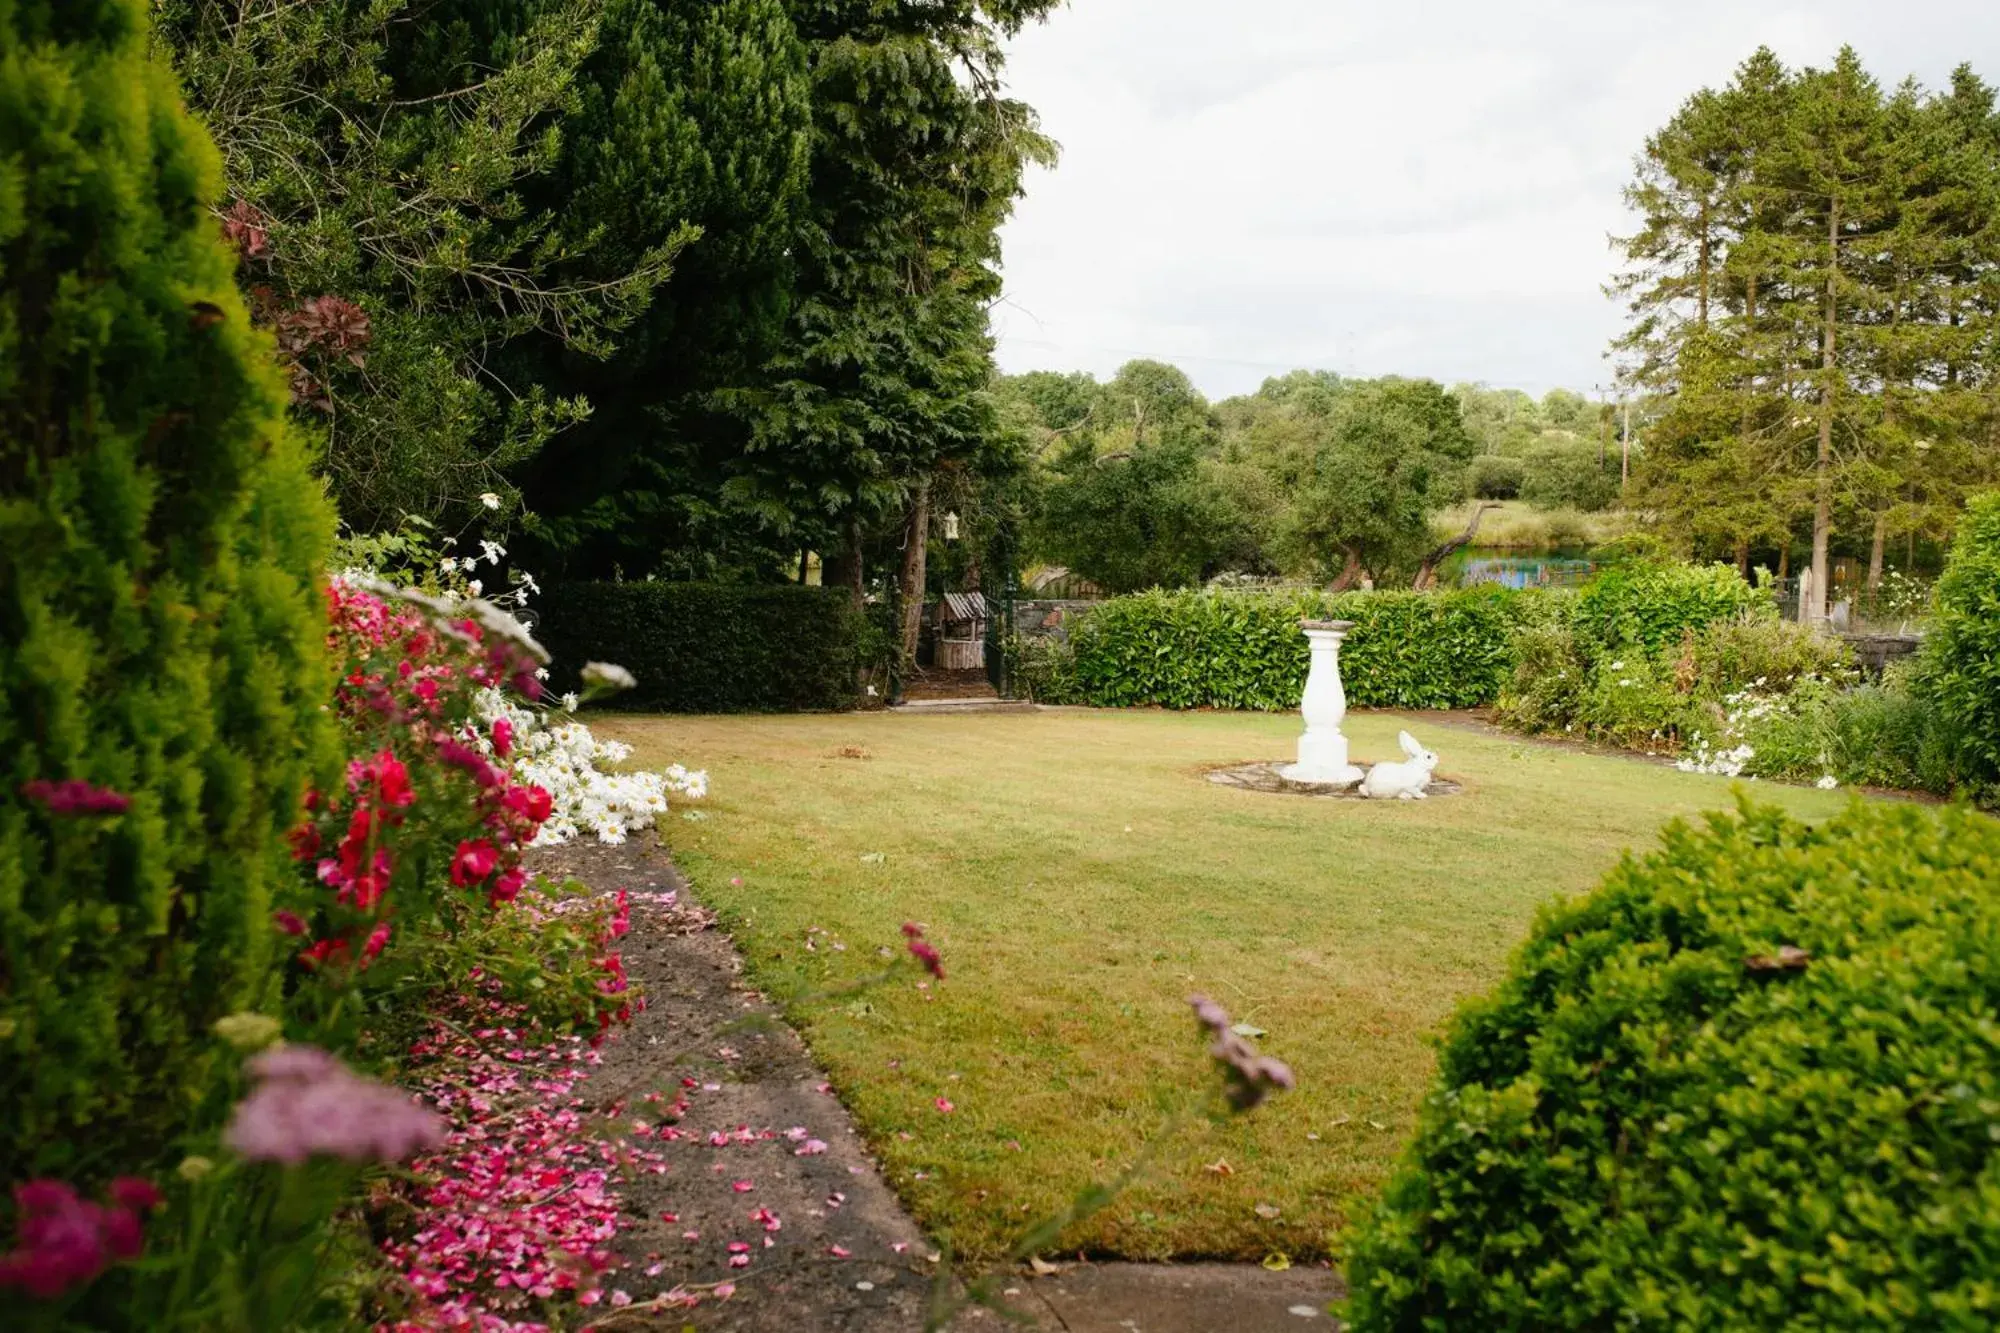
<box><xmin>607</xmin><ymin>707</ymin><xmax>1855</xmax><ymax>1263</ymax></box>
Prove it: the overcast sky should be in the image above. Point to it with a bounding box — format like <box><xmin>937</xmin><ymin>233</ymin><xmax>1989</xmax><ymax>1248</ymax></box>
<box><xmin>990</xmin><ymin>1</ymin><xmax>2000</xmax><ymax>403</ymax></box>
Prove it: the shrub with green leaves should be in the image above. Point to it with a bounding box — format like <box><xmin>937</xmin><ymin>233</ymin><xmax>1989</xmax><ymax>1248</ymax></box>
<box><xmin>1346</xmin><ymin>798</ymin><xmax>2000</xmax><ymax>1330</ymax></box>
<box><xmin>1063</xmin><ymin>586</ymin><xmax>1548</xmax><ymax>712</ymax></box>
<box><xmin>1518</xmin><ymin>439</ymin><xmax>1619</xmax><ymax>513</ymax></box>
<box><xmin>1463</xmin><ymin>455</ymin><xmax>1524</xmax><ymax>500</ymax></box>
<box><xmin>1571</xmin><ymin>560</ymin><xmax>1769</xmax><ymax>654</ymax></box>
<box><xmin>1920</xmin><ymin>492</ymin><xmax>2000</xmax><ymax>794</ymax></box>
<box><xmin>0</xmin><ymin>0</ymin><xmax>336</xmax><ymax>1184</ymax></box>
<box><xmin>535</xmin><ymin>582</ymin><xmax>865</xmax><ymax>712</ymax></box>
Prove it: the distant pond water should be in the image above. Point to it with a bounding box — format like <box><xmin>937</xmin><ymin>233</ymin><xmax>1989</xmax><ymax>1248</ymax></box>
<box><xmin>1444</xmin><ymin>547</ymin><xmax>1607</xmax><ymax>590</ymax></box>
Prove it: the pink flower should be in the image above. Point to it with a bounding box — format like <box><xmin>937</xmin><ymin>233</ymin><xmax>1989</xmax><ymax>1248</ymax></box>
<box><xmin>714</xmin><ymin>1282</ymin><xmax>737</xmax><ymax>1299</ymax></box>
<box><xmin>491</xmin><ymin>717</ymin><xmax>514</xmax><ymax>759</ymax></box>
<box><xmin>361</xmin><ymin>920</ymin><xmax>393</xmax><ymax>964</ymax></box>
<box><xmin>450</xmin><ymin>839</ymin><xmax>499</xmax><ymax>887</ymax></box>
<box><xmin>1187</xmin><ymin>994</ymin><xmax>1296</xmax><ymax>1112</ymax></box>
<box><xmin>272</xmin><ymin>910</ymin><xmax>309</xmax><ymax>937</ymax></box>
<box><xmin>225</xmin><ymin>1045</ymin><xmax>445</xmax><ymax>1165</ymax></box>
<box><xmin>902</xmin><ymin>923</ymin><xmax>945</xmax><ymax>980</ymax></box>
<box><xmin>730</xmin><ymin>1180</ymin><xmax>753</xmax><ymax>1193</ymax></box>
<box><xmin>18</xmin><ymin>779</ymin><xmax>130</xmax><ymax>817</ymax></box>
<box><xmin>437</xmin><ymin>740</ymin><xmax>499</xmax><ymax>788</ymax></box>
<box><xmin>0</xmin><ymin>1177</ymin><xmax>159</xmax><ymax>1300</ymax></box>
<box><xmin>935</xmin><ymin>1098</ymin><xmax>955</xmax><ymax>1114</ymax></box>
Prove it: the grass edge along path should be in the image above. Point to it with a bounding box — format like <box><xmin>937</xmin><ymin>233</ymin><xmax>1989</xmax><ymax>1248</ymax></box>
<box><xmin>607</xmin><ymin>708</ymin><xmax>1855</xmax><ymax>1264</ymax></box>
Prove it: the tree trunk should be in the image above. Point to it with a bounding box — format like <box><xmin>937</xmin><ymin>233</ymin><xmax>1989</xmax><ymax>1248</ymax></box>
<box><xmin>1697</xmin><ymin>196</ymin><xmax>1711</xmax><ymax>328</ymax></box>
<box><xmin>896</xmin><ymin>475</ymin><xmax>933</xmax><ymax>672</ymax></box>
<box><xmin>1866</xmin><ymin>514</ymin><xmax>1887</xmax><ymax>599</ymax></box>
<box><xmin>1735</xmin><ymin>537</ymin><xmax>1750</xmax><ymax>580</ymax></box>
<box><xmin>823</xmin><ymin>517</ymin><xmax>865</xmax><ymax>610</ymax></box>
<box><xmin>1413</xmin><ymin>503</ymin><xmax>1498</xmax><ymax>591</ymax></box>
<box><xmin>1777</xmin><ymin>543</ymin><xmax>1789</xmax><ymax>582</ymax></box>
<box><xmin>1328</xmin><ymin>550</ymin><xmax>1365</xmax><ymax>592</ymax></box>
<box><xmin>1810</xmin><ymin>199</ymin><xmax>1838</xmax><ymax>627</ymax></box>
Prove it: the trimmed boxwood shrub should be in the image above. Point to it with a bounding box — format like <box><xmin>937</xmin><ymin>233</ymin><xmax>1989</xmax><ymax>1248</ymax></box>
<box><xmin>536</xmin><ymin>582</ymin><xmax>865</xmax><ymax>712</ymax></box>
<box><xmin>0</xmin><ymin>0</ymin><xmax>336</xmax><ymax>1183</ymax></box>
<box><xmin>1921</xmin><ymin>492</ymin><xmax>2000</xmax><ymax>795</ymax></box>
<box><xmin>1345</xmin><ymin>798</ymin><xmax>2000</xmax><ymax>1330</ymax></box>
<box><xmin>1064</xmin><ymin>586</ymin><xmax>1555</xmax><ymax>712</ymax></box>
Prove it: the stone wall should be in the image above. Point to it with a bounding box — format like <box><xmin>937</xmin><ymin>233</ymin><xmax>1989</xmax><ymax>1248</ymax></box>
<box><xmin>1009</xmin><ymin>599</ymin><xmax>1100</xmax><ymax>642</ymax></box>
<box><xmin>1840</xmin><ymin>632</ymin><xmax>1923</xmax><ymax>676</ymax></box>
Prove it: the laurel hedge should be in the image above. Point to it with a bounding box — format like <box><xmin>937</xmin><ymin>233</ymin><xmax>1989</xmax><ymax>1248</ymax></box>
<box><xmin>1018</xmin><ymin>586</ymin><xmax>1554</xmax><ymax>712</ymax></box>
<box><xmin>535</xmin><ymin>582</ymin><xmax>866</xmax><ymax>712</ymax></box>
<box><xmin>1344</xmin><ymin>797</ymin><xmax>2000</xmax><ymax>1330</ymax></box>
<box><xmin>1921</xmin><ymin>492</ymin><xmax>2000</xmax><ymax>798</ymax></box>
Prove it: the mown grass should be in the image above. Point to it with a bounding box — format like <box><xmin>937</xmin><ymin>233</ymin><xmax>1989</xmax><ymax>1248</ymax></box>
<box><xmin>607</xmin><ymin>707</ymin><xmax>1853</xmax><ymax>1263</ymax></box>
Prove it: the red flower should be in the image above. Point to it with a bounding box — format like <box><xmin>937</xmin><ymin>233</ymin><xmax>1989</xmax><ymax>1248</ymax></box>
<box><xmin>491</xmin><ymin>717</ymin><xmax>514</xmax><ymax>759</ymax></box>
<box><xmin>450</xmin><ymin>839</ymin><xmax>499</xmax><ymax>887</ymax></box>
<box><xmin>361</xmin><ymin>920</ymin><xmax>393</xmax><ymax>964</ymax></box>
<box><xmin>299</xmin><ymin>938</ymin><xmax>349</xmax><ymax>971</ymax></box>
<box><xmin>489</xmin><ymin>866</ymin><xmax>527</xmax><ymax>906</ymax></box>
<box><xmin>504</xmin><ymin>784</ymin><xmax>553</xmax><ymax>825</ymax></box>
<box><xmin>372</xmin><ymin>751</ymin><xmax>414</xmax><ymax>808</ymax></box>
<box><xmin>272</xmin><ymin>910</ymin><xmax>309</xmax><ymax>937</ymax></box>
<box><xmin>106</xmin><ymin>1179</ymin><xmax>163</xmax><ymax>1213</ymax></box>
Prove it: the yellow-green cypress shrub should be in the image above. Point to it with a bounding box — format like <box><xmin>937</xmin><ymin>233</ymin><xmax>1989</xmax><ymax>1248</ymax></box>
<box><xmin>0</xmin><ymin>0</ymin><xmax>335</xmax><ymax>1183</ymax></box>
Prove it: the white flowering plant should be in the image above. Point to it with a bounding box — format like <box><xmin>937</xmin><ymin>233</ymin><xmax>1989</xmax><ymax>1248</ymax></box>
<box><xmin>472</xmin><ymin>686</ymin><xmax>707</xmax><ymax>846</ymax></box>
<box><xmin>331</xmin><ymin>527</ymin><xmax>705</xmax><ymax>846</ymax></box>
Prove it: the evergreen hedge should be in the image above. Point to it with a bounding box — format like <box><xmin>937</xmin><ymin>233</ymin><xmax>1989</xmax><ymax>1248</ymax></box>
<box><xmin>1922</xmin><ymin>492</ymin><xmax>2000</xmax><ymax>795</ymax></box>
<box><xmin>1570</xmin><ymin>560</ymin><xmax>1770</xmax><ymax>654</ymax></box>
<box><xmin>1056</xmin><ymin>586</ymin><xmax>1553</xmax><ymax>712</ymax></box>
<box><xmin>0</xmin><ymin>0</ymin><xmax>335</xmax><ymax>1183</ymax></box>
<box><xmin>1345</xmin><ymin>798</ymin><xmax>2000</xmax><ymax>1330</ymax></box>
<box><xmin>536</xmin><ymin>582</ymin><xmax>865</xmax><ymax>712</ymax></box>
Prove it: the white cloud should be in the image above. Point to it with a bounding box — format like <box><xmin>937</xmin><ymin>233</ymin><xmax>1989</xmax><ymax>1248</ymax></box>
<box><xmin>993</xmin><ymin>0</ymin><xmax>1999</xmax><ymax>399</ymax></box>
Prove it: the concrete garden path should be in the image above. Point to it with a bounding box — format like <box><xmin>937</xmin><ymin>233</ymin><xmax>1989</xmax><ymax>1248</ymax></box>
<box><xmin>530</xmin><ymin>836</ymin><xmax>1345</xmax><ymax>1332</ymax></box>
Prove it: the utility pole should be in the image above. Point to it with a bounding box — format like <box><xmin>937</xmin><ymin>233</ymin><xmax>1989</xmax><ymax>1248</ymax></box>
<box><xmin>1620</xmin><ymin>398</ymin><xmax>1633</xmax><ymax>492</ymax></box>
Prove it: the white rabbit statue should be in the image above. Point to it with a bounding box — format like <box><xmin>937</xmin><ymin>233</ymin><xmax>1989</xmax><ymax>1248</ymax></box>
<box><xmin>1360</xmin><ymin>731</ymin><xmax>1438</xmax><ymax>800</ymax></box>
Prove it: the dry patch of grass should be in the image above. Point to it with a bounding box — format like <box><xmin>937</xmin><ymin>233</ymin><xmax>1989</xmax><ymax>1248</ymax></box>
<box><xmin>608</xmin><ymin>708</ymin><xmax>1851</xmax><ymax>1263</ymax></box>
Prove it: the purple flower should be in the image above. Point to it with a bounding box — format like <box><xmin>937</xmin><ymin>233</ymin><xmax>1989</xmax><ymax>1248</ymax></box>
<box><xmin>18</xmin><ymin>780</ymin><xmax>130</xmax><ymax>817</ymax></box>
<box><xmin>226</xmin><ymin>1045</ymin><xmax>446</xmax><ymax>1165</ymax></box>
<box><xmin>1186</xmin><ymin>995</ymin><xmax>1296</xmax><ymax>1113</ymax></box>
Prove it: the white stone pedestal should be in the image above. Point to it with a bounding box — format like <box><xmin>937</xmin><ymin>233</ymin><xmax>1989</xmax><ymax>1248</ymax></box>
<box><xmin>1280</xmin><ymin>620</ymin><xmax>1364</xmax><ymax>788</ymax></box>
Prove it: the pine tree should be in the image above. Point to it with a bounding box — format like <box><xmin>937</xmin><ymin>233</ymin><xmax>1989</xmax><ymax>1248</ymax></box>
<box><xmin>1617</xmin><ymin>47</ymin><xmax>2000</xmax><ymax>605</ymax></box>
<box><xmin>0</xmin><ymin>0</ymin><xmax>336</xmax><ymax>1180</ymax></box>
